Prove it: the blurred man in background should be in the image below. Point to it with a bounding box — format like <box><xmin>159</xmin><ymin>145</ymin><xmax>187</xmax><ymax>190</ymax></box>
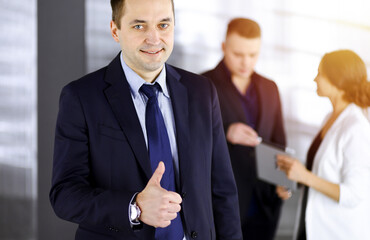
<box><xmin>203</xmin><ymin>18</ymin><xmax>289</xmax><ymax>240</ymax></box>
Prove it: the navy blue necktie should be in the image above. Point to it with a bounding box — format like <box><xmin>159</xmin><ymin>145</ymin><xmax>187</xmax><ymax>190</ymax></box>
<box><xmin>140</xmin><ymin>83</ymin><xmax>184</xmax><ymax>240</ymax></box>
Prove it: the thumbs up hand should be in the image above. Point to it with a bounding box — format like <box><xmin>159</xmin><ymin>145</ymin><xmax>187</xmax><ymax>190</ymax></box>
<box><xmin>136</xmin><ymin>162</ymin><xmax>182</xmax><ymax>228</ymax></box>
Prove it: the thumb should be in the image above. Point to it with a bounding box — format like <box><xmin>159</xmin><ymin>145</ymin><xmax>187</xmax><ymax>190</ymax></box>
<box><xmin>243</xmin><ymin>125</ymin><xmax>258</xmax><ymax>137</ymax></box>
<box><xmin>148</xmin><ymin>161</ymin><xmax>165</xmax><ymax>186</ymax></box>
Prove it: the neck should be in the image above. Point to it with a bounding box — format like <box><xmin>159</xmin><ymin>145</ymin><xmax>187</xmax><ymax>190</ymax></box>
<box><xmin>330</xmin><ymin>95</ymin><xmax>350</xmax><ymax>117</ymax></box>
<box><xmin>320</xmin><ymin>96</ymin><xmax>350</xmax><ymax>138</ymax></box>
<box><xmin>122</xmin><ymin>56</ymin><xmax>164</xmax><ymax>83</ymax></box>
<box><xmin>140</xmin><ymin>70</ymin><xmax>162</xmax><ymax>83</ymax></box>
<box><xmin>231</xmin><ymin>75</ymin><xmax>251</xmax><ymax>95</ymax></box>
<box><xmin>132</xmin><ymin>65</ymin><xmax>163</xmax><ymax>83</ymax></box>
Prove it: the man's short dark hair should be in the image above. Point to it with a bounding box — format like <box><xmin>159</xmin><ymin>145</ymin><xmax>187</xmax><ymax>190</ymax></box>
<box><xmin>226</xmin><ymin>18</ymin><xmax>261</xmax><ymax>39</ymax></box>
<box><xmin>110</xmin><ymin>0</ymin><xmax>175</xmax><ymax>29</ymax></box>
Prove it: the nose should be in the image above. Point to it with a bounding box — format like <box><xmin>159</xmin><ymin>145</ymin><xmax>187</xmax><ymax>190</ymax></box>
<box><xmin>314</xmin><ymin>75</ymin><xmax>318</xmax><ymax>82</ymax></box>
<box><xmin>145</xmin><ymin>28</ymin><xmax>160</xmax><ymax>45</ymax></box>
<box><xmin>241</xmin><ymin>56</ymin><xmax>251</xmax><ymax>68</ymax></box>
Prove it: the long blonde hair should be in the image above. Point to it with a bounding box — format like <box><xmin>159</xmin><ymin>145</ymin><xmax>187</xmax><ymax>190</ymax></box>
<box><xmin>320</xmin><ymin>50</ymin><xmax>370</xmax><ymax>108</ymax></box>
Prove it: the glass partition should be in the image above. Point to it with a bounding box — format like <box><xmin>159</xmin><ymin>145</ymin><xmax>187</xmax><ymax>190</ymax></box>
<box><xmin>0</xmin><ymin>1</ymin><xmax>37</xmax><ymax>239</ymax></box>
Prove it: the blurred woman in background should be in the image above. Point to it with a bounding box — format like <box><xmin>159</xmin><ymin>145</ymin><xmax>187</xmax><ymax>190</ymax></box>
<box><xmin>277</xmin><ymin>50</ymin><xmax>370</xmax><ymax>240</ymax></box>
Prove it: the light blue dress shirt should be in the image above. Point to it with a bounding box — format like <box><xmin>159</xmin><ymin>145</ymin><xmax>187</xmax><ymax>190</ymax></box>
<box><xmin>120</xmin><ymin>53</ymin><xmax>180</xmax><ymax>182</ymax></box>
<box><xmin>120</xmin><ymin>54</ymin><xmax>186</xmax><ymax>240</ymax></box>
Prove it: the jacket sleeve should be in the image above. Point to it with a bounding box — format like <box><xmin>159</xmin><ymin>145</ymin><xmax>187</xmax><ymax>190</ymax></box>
<box><xmin>339</xmin><ymin>120</ymin><xmax>370</xmax><ymax>208</ymax></box>
<box><xmin>208</xmin><ymin>81</ymin><xmax>243</xmax><ymax>240</ymax></box>
<box><xmin>49</xmin><ymin>84</ymin><xmax>136</xmax><ymax>233</ymax></box>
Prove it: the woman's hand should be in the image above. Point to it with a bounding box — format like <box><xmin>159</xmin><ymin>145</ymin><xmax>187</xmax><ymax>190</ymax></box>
<box><xmin>276</xmin><ymin>154</ymin><xmax>309</xmax><ymax>185</ymax></box>
<box><xmin>277</xmin><ymin>154</ymin><xmax>340</xmax><ymax>202</ymax></box>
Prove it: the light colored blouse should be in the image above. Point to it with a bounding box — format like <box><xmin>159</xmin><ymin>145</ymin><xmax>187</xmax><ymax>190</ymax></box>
<box><xmin>305</xmin><ymin>103</ymin><xmax>370</xmax><ymax>240</ymax></box>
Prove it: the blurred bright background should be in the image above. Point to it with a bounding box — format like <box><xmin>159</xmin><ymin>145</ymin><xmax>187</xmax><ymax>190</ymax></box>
<box><xmin>1</xmin><ymin>0</ymin><xmax>369</xmax><ymax>239</ymax></box>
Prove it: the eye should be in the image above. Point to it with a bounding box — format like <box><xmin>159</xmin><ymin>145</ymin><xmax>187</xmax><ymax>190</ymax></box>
<box><xmin>159</xmin><ymin>23</ymin><xmax>169</xmax><ymax>29</ymax></box>
<box><xmin>133</xmin><ymin>25</ymin><xmax>143</xmax><ymax>30</ymax></box>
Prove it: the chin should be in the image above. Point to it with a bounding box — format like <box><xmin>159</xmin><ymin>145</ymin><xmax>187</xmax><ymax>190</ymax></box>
<box><xmin>143</xmin><ymin>62</ymin><xmax>164</xmax><ymax>72</ymax></box>
<box><xmin>238</xmin><ymin>73</ymin><xmax>252</xmax><ymax>79</ymax></box>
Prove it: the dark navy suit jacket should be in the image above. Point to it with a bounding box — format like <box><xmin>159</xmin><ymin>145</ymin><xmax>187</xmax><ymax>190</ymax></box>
<box><xmin>50</xmin><ymin>53</ymin><xmax>242</xmax><ymax>240</ymax></box>
<box><xmin>203</xmin><ymin>61</ymin><xmax>286</xmax><ymax>239</ymax></box>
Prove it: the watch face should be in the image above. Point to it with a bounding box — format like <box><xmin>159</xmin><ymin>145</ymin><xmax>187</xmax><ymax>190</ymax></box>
<box><xmin>130</xmin><ymin>205</ymin><xmax>138</xmax><ymax>221</ymax></box>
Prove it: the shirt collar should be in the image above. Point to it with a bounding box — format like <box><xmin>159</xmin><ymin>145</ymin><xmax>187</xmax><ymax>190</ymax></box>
<box><xmin>120</xmin><ymin>52</ymin><xmax>169</xmax><ymax>98</ymax></box>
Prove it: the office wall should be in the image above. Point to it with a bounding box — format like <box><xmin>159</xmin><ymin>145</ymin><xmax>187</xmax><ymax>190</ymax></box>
<box><xmin>0</xmin><ymin>1</ymin><xmax>37</xmax><ymax>239</ymax></box>
<box><xmin>37</xmin><ymin>0</ymin><xmax>85</xmax><ymax>239</ymax></box>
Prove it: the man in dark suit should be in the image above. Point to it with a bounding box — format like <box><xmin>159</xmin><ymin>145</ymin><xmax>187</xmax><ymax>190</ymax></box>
<box><xmin>49</xmin><ymin>0</ymin><xmax>242</xmax><ymax>239</ymax></box>
<box><xmin>203</xmin><ymin>18</ymin><xmax>291</xmax><ymax>240</ymax></box>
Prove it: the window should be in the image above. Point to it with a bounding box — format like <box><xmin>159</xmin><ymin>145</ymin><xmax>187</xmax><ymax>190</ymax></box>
<box><xmin>0</xmin><ymin>1</ymin><xmax>37</xmax><ymax>239</ymax></box>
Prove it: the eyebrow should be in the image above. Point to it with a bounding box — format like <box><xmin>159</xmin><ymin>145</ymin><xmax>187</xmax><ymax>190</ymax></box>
<box><xmin>129</xmin><ymin>18</ymin><xmax>173</xmax><ymax>25</ymax></box>
<box><xmin>129</xmin><ymin>19</ymin><xmax>146</xmax><ymax>25</ymax></box>
<box><xmin>160</xmin><ymin>17</ymin><xmax>172</xmax><ymax>22</ymax></box>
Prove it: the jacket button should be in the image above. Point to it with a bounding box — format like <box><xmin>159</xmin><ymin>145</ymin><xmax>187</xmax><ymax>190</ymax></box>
<box><xmin>108</xmin><ymin>226</ymin><xmax>119</xmax><ymax>232</ymax></box>
<box><xmin>181</xmin><ymin>192</ymin><xmax>187</xmax><ymax>199</ymax></box>
<box><xmin>191</xmin><ymin>231</ymin><xmax>198</xmax><ymax>238</ymax></box>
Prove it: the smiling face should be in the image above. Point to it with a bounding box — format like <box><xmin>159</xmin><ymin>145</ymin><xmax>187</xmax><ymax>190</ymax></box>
<box><xmin>110</xmin><ymin>0</ymin><xmax>174</xmax><ymax>81</ymax></box>
<box><xmin>222</xmin><ymin>33</ymin><xmax>261</xmax><ymax>80</ymax></box>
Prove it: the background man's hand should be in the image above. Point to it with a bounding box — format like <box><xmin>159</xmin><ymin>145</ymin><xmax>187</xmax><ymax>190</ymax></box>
<box><xmin>276</xmin><ymin>185</ymin><xmax>292</xmax><ymax>200</ymax></box>
<box><xmin>226</xmin><ymin>122</ymin><xmax>261</xmax><ymax>146</ymax></box>
<box><xmin>136</xmin><ymin>162</ymin><xmax>182</xmax><ymax>228</ymax></box>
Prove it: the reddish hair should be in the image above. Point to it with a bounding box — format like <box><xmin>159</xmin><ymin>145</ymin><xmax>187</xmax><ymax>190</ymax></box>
<box><xmin>226</xmin><ymin>18</ymin><xmax>261</xmax><ymax>38</ymax></box>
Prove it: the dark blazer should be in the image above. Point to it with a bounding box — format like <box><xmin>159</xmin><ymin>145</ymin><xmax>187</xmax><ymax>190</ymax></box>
<box><xmin>203</xmin><ymin>61</ymin><xmax>286</xmax><ymax>239</ymax></box>
<box><xmin>50</xmin><ymin>54</ymin><xmax>242</xmax><ymax>240</ymax></box>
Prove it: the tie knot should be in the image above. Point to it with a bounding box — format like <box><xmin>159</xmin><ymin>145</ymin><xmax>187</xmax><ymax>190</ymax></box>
<box><xmin>140</xmin><ymin>83</ymin><xmax>160</xmax><ymax>99</ymax></box>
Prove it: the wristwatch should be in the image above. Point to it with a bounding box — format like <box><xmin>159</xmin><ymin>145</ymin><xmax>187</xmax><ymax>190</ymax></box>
<box><xmin>130</xmin><ymin>201</ymin><xmax>141</xmax><ymax>224</ymax></box>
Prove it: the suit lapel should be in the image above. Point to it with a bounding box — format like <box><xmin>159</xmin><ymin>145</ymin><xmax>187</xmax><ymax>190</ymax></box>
<box><xmin>252</xmin><ymin>74</ymin><xmax>264</xmax><ymax>134</ymax></box>
<box><xmin>103</xmin><ymin>54</ymin><xmax>152</xmax><ymax>180</ymax></box>
<box><xmin>216</xmin><ymin>63</ymin><xmax>248</xmax><ymax>123</ymax></box>
<box><xmin>166</xmin><ymin>65</ymin><xmax>190</xmax><ymax>190</ymax></box>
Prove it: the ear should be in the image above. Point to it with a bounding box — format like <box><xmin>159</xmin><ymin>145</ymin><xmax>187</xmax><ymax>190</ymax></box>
<box><xmin>222</xmin><ymin>42</ymin><xmax>226</xmax><ymax>54</ymax></box>
<box><xmin>110</xmin><ymin>20</ymin><xmax>120</xmax><ymax>43</ymax></box>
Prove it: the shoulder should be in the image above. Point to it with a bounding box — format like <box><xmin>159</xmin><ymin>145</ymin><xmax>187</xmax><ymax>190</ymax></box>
<box><xmin>253</xmin><ymin>72</ymin><xmax>278</xmax><ymax>89</ymax></box>
<box><xmin>169</xmin><ymin>64</ymin><xmax>206</xmax><ymax>79</ymax></box>
<box><xmin>202</xmin><ymin>67</ymin><xmax>218</xmax><ymax>79</ymax></box>
<box><xmin>338</xmin><ymin>105</ymin><xmax>370</xmax><ymax>141</ymax></box>
<box><xmin>202</xmin><ymin>62</ymin><xmax>228</xmax><ymax>80</ymax></box>
<box><xmin>342</xmin><ymin>105</ymin><xmax>369</xmax><ymax>127</ymax></box>
<box><xmin>253</xmin><ymin>72</ymin><xmax>282</xmax><ymax>102</ymax></box>
<box><xmin>64</xmin><ymin>53</ymin><xmax>122</xmax><ymax>93</ymax></box>
<box><xmin>62</xmin><ymin>66</ymin><xmax>108</xmax><ymax>96</ymax></box>
<box><xmin>69</xmin><ymin>67</ymin><xmax>107</xmax><ymax>88</ymax></box>
<box><xmin>167</xmin><ymin>64</ymin><xmax>215</xmax><ymax>90</ymax></box>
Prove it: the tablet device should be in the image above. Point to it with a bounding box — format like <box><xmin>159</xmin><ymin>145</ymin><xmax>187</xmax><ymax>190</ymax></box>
<box><xmin>255</xmin><ymin>142</ymin><xmax>297</xmax><ymax>191</ymax></box>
